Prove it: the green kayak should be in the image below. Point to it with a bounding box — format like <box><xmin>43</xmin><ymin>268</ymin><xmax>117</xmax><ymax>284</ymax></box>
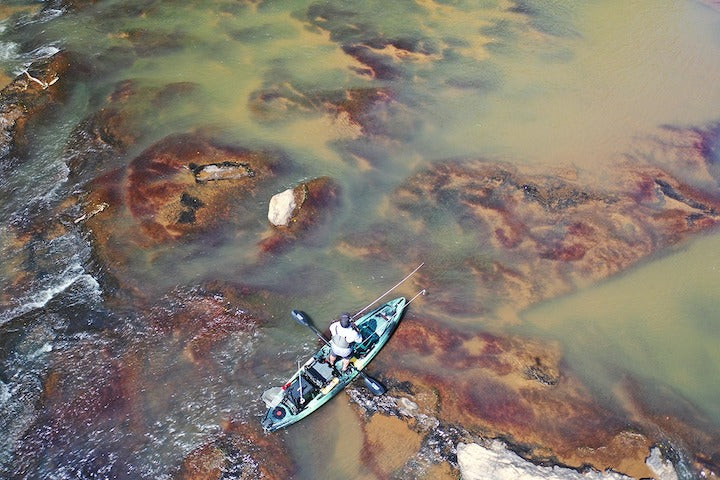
<box><xmin>261</xmin><ymin>296</ymin><xmax>407</xmax><ymax>432</ymax></box>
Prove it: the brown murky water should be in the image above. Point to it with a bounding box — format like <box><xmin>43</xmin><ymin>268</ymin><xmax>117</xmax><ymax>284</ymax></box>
<box><xmin>1</xmin><ymin>0</ymin><xmax>720</xmax><ymax>478</ymax></box>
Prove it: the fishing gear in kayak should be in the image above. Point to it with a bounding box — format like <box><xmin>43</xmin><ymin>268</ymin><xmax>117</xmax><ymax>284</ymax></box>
<box><xmin>292</xmin><ymin>309</ymin><xmax>387</xmax><ymax>395</ymax></box>
<box><xmin>260</xmin><ymin>265</ymin><xmax>426</xmax><ymax>433</ymax></box>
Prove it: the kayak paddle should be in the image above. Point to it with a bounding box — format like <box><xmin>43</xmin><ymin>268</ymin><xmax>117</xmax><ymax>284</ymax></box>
<box><xmin>291</xmin><ymin>309</ymin><xmax>387</xmax><ymax>396</ymax></box>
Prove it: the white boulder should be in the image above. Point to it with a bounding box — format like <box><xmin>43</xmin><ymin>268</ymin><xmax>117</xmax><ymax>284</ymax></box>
<box><xmin>268</xmin><ymin>188</ymin><xmax>297</xmax><ymax>226</ymax></box>
<box><xmin>457</xmin><ymin>441</ymin><xmax>634</xmax><ymax>480</ymax></box>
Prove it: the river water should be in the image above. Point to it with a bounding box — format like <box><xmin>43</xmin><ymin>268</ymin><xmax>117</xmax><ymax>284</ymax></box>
<box><xmin>1</xmin><ymin>1</ymin><xmax>720</xmax><ymax>479</ymax></box>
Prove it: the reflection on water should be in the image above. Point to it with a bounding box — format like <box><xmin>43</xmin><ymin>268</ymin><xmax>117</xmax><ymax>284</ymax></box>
<box><xmin>1</xmin><ymin>0</ymin><xmax>720</xmax><ymax>477</ymax></box>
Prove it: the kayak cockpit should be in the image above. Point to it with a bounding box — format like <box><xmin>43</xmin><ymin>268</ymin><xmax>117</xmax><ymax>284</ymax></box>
<box><xmin>261</xmin><ymin>296</ymin><xmax>411</xmax><ymax>432</ymax></box>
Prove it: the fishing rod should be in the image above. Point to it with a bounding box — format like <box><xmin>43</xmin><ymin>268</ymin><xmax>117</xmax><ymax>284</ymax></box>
<box><xmin>406</xmin><ymin>288</ymin><xmax>427</xmax><ymax>306</ymax></box>
<box><xmin>350</xmin><ymin>262</ymin><xmax>424</xmax><ymax>321</ymax></box>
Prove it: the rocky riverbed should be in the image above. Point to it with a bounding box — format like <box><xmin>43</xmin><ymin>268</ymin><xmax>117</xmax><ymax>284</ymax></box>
<box><xmin>1</xmin><ymin>1</ymin><xmax>720</xmax><ymax>479</ymax></box>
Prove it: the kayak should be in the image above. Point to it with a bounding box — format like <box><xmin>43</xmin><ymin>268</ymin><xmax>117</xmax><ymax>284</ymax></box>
<box><xmin>261</xmin><ymin>296</ymin><xmax>407</xmax><ymax>432</ymax></box>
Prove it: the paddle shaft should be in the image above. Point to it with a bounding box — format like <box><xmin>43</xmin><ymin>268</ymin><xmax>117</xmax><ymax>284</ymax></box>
<box><xmin>292</xmin><ymin>310</ymin><xmax>386</xmax><ymax>395</ymax></box>
<box><xmin>307</xmin><ymin>324</ymin><xmax>331</xmax><ymax>346</ymax></box>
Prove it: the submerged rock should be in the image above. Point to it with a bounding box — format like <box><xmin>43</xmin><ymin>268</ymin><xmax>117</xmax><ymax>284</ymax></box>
<box><xmin>77</xmin><ymin>132</ymin><xmax>282</xmax><ymax>292</ymax></box>
<box><xmin>303</xmin><ymin>4</ymin><xmax>442</xmax><ymax>81</ymax></box>
<box><xmin>148</xmin><ymin>283</ymin><xmax>266</xmax><ymax>365</ymax></box>
<box><xmin>341</xmin><ymin>147</ymin><xmax>720</xmax><ymax>316</ymax></box>
<box><xmin>122</xmin><ymin>133</ymin><xmax>277</xmax><ymax>242</ymax></box>
<box><xmin>65</xmin><ymin>79</ymin><xmax>199</xmax><ymax>182</ymax></box>
<box><xmin>345</xmin><ymin>316</ymin><xmax>662</xmax><ymax>478</ymax></box>
<box><xmin>5</xmin><ymin>282</ymin><xmax>276</xmax><ymax>478</ymax></box>
<box><xmin>0</xmin><ymin>51</ymin><xmax>71</xmax><ymax>162</ymax></box>
<box><xmin>332</xmin><ymin>122</ymin><xmax>720</xmax><ymax>479</ymax></box>
<box><xmin>347</xmin><ymin>356</ymin><xmax>684</xmax><ymax>480</ymax></box>
<box><xmin>178</xmin><ymin>420</ymin><xmax>295</xmax><ymax>480</ymax></box>
<box><xmin>249</xmin><ymin>82</ymin><xmax>417</xmax><ymax>145</ymax></box>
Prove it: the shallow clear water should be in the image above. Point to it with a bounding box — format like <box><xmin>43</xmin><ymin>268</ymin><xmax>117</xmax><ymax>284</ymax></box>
<box><xmin>1</xmin><ymin>0</ymin><xmax>720</xmax><ymax>478</ymax></box>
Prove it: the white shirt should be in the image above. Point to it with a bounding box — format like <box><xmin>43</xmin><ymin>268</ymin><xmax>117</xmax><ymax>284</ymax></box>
<box><xmin>329</xmin><ymin>322</ymin><xmax>362</xmax><ymax>358</ymax></box>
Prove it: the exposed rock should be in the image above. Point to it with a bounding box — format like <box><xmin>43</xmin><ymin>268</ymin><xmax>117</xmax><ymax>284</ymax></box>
<box><xmin>645</xmin><ymin>447</ymin><xmax>679</xmax><ymax>480</ymax></box>
<box><xmin>191</xmin><ymin>161</ymin><xmax>255</xmax><ymax>183</ymax></box>
<box><xmin>267</xmin><ymin>188</ymin><xmax>297</xmax><ymax>226</ymax></box>
<box><xmin>353</xmin><ymin>317</ymin><xmax>660</xmax><ymax>478</ymax></box>
<box><xmin>457</xmin><ymin>441</ymin><xmax>633</xmax><ymax>480</ymax></box>
<box><xmin>259</xmin><ymin>176</ymin><xmax>340</xmax><ymax>253</ymax></box>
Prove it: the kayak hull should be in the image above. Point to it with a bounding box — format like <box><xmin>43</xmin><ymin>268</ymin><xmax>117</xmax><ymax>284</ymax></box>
<box><xmin>261</xmin><ymin>296</ymin><xmax>407</xmax><ymax>432</ymax></box>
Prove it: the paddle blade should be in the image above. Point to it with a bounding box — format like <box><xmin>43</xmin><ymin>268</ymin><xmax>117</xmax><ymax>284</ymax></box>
<box><xmin>291</xmin><ymin>309</ymin><xmax>311</xmax><ymax>327</ymax></box>
<box><xmin>360</xmin><ymin>372</ymin><xmax>387</xmax><ymax>396</ymax></box>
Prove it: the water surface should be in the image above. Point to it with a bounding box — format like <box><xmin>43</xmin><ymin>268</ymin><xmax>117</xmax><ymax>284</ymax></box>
<box><xmin>1</xmin><ymin>0</ymin><xmax>720</xmax><ymax>478</ymax></box>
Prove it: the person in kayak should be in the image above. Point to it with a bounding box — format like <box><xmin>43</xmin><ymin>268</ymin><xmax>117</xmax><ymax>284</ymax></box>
<box><xmin>327</xmin><ymin>313</ymin><xmax>363</xmax><ymax>372</ymax></box>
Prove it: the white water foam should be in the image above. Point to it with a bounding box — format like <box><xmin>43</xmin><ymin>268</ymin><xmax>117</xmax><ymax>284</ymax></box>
<box><xmin>15</xmin><ymin>8</ymin><xmax>64</xmax><ymax>28</ymax></box>
<box><xmin>0</xmin><ymin>41</ymin><xmax>19</xmax><ymax>62</ymax></box>
<box><xmin>13</xmin><ymin>44</ymin><xmax>62</xmax><ymax>73</ymax></box>
<box><xmin>0</xmin><ymin>381</ymin><xmax>9</xmax><ymax>405</ymax></box>
<box><xmin>0</xmin><ymin>265</ymin><xmax>101</xmax><ymax>325</ymax></box>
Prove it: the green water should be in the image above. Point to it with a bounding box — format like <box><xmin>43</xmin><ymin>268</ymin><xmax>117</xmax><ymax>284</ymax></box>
<box><xmin>521</xmin><ymin>232</ymin><xmax>720</xmax><ymax>422</ymax></box>
<box><xmin>2</xmin><ymin>0</ymin><xmax>720</xmax><ymax>477</ymax></box>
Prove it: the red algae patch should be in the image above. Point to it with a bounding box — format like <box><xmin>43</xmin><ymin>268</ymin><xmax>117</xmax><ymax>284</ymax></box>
<box><xmin>78</xmin><ymin>132</ymin><xmax>282</xmax><ymax>292</ymax></box>
<box><xmin>373</xmin><ymin>316</ymin><xmax>660</xmax><ymax>476</ymax></box>
<box><xmin>179</xmin><ymin>420</ymin><xmax>295</xmax><ymax>480</ymax></box>
<box><xmin>126</xmin><ymin>133</ymin><xmax>276</xmax><ymax>242</ymax></box>
<box><xmin>351</xmin><ymin>145</ymin><xmax>720</xmax><ymax>316</ymax></box>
